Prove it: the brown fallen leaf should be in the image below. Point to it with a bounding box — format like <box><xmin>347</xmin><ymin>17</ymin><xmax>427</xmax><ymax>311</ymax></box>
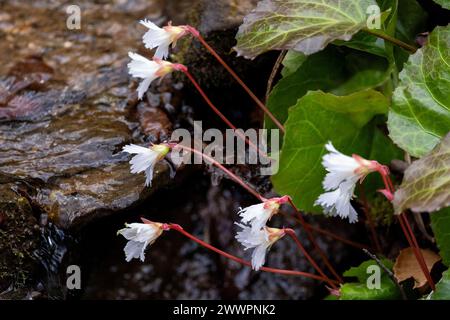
<box><xmin>393</xmin><ymin>248</ymin><xmax>441</xmax><ymax>289</ymax></box>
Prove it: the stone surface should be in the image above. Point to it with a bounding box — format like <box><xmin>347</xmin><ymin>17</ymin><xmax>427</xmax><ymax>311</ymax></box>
<box><xmin>0</xmin><ymin>0</ymin><xmax>182</xmax><ymax>229</ymax></box>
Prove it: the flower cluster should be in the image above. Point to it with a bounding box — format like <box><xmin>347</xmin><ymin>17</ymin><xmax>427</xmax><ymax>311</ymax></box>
<box><xmin>235</xmin><ymin>196</ymin><xmax>289</xmax><ymax>270</ymax></box>
<box><xmin>118</xmin><ymin>17</ymin><xmax>397</xmax><ymax>287</ymax></box>
<box><xmin>128</xmin><ymin>20</ymin><xmax>192</xmax><ymax>100</ymax></box>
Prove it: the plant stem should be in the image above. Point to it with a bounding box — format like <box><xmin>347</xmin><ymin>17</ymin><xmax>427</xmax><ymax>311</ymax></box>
<box><xmin>305</xmin><ymin>221</ymin><xmax>370</xmax><ymax>250</ymax></box>
<box><xmin>168</xmin><ymin>224</ymin><xmax>337</xmax><ymax>284</ymax></box>
<box><xmin>287</xmin><ymin>198</ymin><xmax>343</xmax><ymax>284</ymax></box>
<box><xmin>169</xmin><ymin>144</ymin><xmax>344</xmax><ymax>286</ymax></box>
<box><xmin>171</xmin><ymin>143</ymin><xmax>266</xmax><ymax>201</ymax></box>
<box><xmin>362</xmin><ymin>28</ymin><xmax>418</xmax><ymax>54</ymax></box>
<box><xmin>190</xmin><ymin>31</ymin><xmax>286</xmax><ymax>133</ymax></box>
<box><xmin>182</xmin><ymin>69</ymin><xmax>268</xmax><ymax>159</ymax></box>
<box><xmin>400</xmin><ymin>213</ymin><xmax>435</xmax><ymax>291</ymax></box>
<box><xmin>285</xmin><ymin>229</ymin><xmax>338</xmax><ymax>289</ymax></box>
<box><xmin>265</xmin><ymin>50</ymin><xmax>287</xmax><ymax>103</ymax></box>
<box><xmin>378</xmin><ymin>171</ymin><xmax>435</xmax><ymax>291</ymax></box>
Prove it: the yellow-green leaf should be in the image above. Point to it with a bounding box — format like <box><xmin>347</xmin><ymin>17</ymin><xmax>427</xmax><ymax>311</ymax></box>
<box><xmin>235</xmin><ymin>0</ymin><xmax>377</xmax><ymax>59</ymax></box>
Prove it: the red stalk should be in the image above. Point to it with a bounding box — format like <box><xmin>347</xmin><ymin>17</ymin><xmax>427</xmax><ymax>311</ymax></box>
<box><xmin>285</xmin><ymin>229</ymin><xmax>338</xmax><ymax>289</ymax></box>
<box><xmin>169</xmin><ymin>144</ymin><xmax>342</xmax><ymax>286</ymax></box>
<box><xmin>305</xmin><ymin>222</ymin><xmax>370</xmax><ymax>250</ymax></box>
<box><xmin>400</xmin><ymin>213</ymin><xmax>435</xmax><ymax>290</ymax></box>
<box><xmin>182</xmin><ymin>69</ymin><xmax>268</xmax><ymax>159</ymax></box>
<box><xmin>168</xmin><ymin>223</ymin><xmax>337</xmax><ymax>284</ymax></box>
<box><xmin>287</xmin><ymin>198</ymin><xmax>343</xmax><ymax>283</ymax></box>
<box><xmin>188</xmin><ymin>30</ymin><xmax>286</xmax><ymax>133</ymax></box>
<box><xmin>378</xmin><ymin>170</ymin><xmax>435</xmax><ymax>290</ymax></box>
<box><xmin>171</xmin><ymin>143</ymin><xmax>266</xmax><ymax>201</ymax></box>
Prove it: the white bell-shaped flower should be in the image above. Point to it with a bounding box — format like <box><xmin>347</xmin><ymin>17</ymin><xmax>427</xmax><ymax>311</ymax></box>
<box><xmin>117</xmin><ymin>221</ymin><xmax>165</xmax><ymax>262</ymax></box>
<box><xmin>122</xmin><ymin>143</ymin><xmax>170</xmax><ymax>186</ymax></box>
<box><xmin>235</xmin><ymin>223</ymin><xmax>285</xmax><ymax>271</ymax></box>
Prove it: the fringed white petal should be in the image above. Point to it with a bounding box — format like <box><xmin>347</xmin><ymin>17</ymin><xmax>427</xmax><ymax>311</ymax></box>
<box><xmin>118</xmin><ymin>223</ymin><xmax>163</xmax><ymax>262</ymax></box>
<box><xmin>321</xmin><ymin>142</ymin><xmax>360</xmax><ymax>190</ymax></box>
<box><xmin>123</xmin><ymin>240</ymin><xmax>147</xmax><ymax>262</ymax></box>
<box><xmin>251</xmin><ymin>243</ymin><xmax>270</xmax><ymax>271</ymax></box>
<box><xmin>140</xmin><ymin>19</ymin><xmax>162</xmax><ymax>31</ymax></box>
<box><xmin>238</xmin><ymin>203</ymin><xmax>272</xmax><ymax>232</ymax></box>
<box><xmin>154</xmin><ymin>42</ymin><xmax>171</xmax><ymax>59</ymax></box>
<box><xmin>315</xmin><ymin>178</ymin><xmax>359</xmax><ymax>223</ymax></box>
<box><xmin>137</xmin><ymin>76</ymin><xmax>155</xmax><ymax>100</ymax></box>
<box><xmin>122</xmin><ymin>144</ymin><xmax>160</xmax><ymax>185</ymax></box>
<box><xmin>235</xmin><ymin>224</ymin><xmax>274</xmax><ymax>271</ymax></box>
<box><xmin>127</xmin><ymin>52</ymin><xmax>159</xmax><ymax>79</ymax></box>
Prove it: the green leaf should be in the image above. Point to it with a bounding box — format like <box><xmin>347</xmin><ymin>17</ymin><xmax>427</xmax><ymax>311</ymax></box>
<box><xmin>393</xmin><ymin>133</ymin><xmax>450</xmax><ymax>215</ymax></box>
<box><xmin>272</xmin><ymin>90</ymin><xmax>389</xmax><ymax>212</ymax></box>
<box><xmin>432</xmin><ymin>0</ymin><xmax>450</xmax><ymax>10</ymax></box>
<box><xmin>280</xmin><ymin>51</ymin><xmax>306</xmax><ymax>77</ymax></box>
<box><xmin>267</xmin><ymin>46</ymin><xmax>389</xmax><ymax>131</ymax></box>
<box><xmin>429</xmin><ymin>269</ymin><xmax>450</xmax><ymax>300</ymax></box>
<box><xmin>387</xmin><ymin>25</ymin><xmax>450</xmax><ymax>158</ymax></box>
<box><xmin>341</xmin><ymin>259</ymin><xmax>401</xmax><ymax>300</ymax></box>
<box><xmin>396</xmin><ymin>0</ymin><xmax>427</xmax><ymax>44</ymax></box>
<box><xmin>431</xmin><ymin>208</ymin><xmax>450</xmax><ymax>266</ymax></box>
<box><xmin>344</xmin><ymin>258</ymin><xmax>394</xmax><ymax>281</ymax></box>
<box><xmin>235</xmin><ymin>0</ymin><xmax>377</xmax><ymax>59</ymax></box>
<box><xmin>334</xmin><ymin>32</ymin><xmax>388</xmax><ymax>58</ymax></box>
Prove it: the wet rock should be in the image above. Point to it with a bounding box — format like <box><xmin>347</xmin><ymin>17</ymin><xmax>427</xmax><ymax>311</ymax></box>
<box><xmin>167</xmin><ymin>0</ymin><xmax>259</xmax><ymax>34</ymax></box>
<box><xmin>0</xmin><ymin>0</ymin><xmax>181</xmax><ymax>229</ymax></box>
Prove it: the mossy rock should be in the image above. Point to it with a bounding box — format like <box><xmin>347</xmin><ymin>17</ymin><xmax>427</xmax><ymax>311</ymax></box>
<box><xmin>0</xmin><ymin>183</ymin><xmax>40</xmax><ymax>293</ymax></box>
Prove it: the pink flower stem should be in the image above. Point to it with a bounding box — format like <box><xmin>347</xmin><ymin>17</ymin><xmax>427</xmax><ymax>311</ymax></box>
<box><xmin>287</xmin><ymin>197</ymin><xmax>343</xmax><ymax>284</ymax></box>
<box><xmin>170</xmin><ymin>143</ymin><xmax>266</xmax><ymax>202</ymax></box>
<box><xmin>181</xmin><ymin>69</ymin><xmax>268</xmax><ymax>159</ymax></box>
<box><xmin>378</xmin><ymin>170</ymin><xmax>435</xmax><ymax>290</ymax></box>
<box><xmin>168</xmin><ymin>143</ymin><xmax>342</xmax><ymax>286</ymax></box>
<box><xmin>399</xmin><ymin>213</ymin><xmax>435</xmax><ymax>290</ymax></box>
<box><xmin>187</xmin><ymin>29</ymin><xmax>286</xmax><ymax>133</ymax></box>
<box><xmin>167</xmin><ymin>223</ymin><xmax>337</xmax><ymax>284</ymax></box>
<box><xmin>284</xmin><ymin>229</ymin><xmax>338</xmax><ymax>289</ymax></box>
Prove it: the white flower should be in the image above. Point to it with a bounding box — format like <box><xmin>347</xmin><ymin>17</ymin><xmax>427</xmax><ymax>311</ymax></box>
<box><xmin>122</xmin><ymin>143</ymin><xmax>170</xmax><ymax>186</ymax></box>
<box><xmin>315</xmin><ymin>142</ymin><xmax>380</xmax><ymax>223</ymax></box>
<box><xmin>235</xmin><ymin>223</ymin><xmax>285</xmax><ymax>271</ymax></box>
<box><xmin>316</xmin><ymin>178</ymin><xmax>359</xmax><ymax>223</ymax></box>
<box><xmin>140</xmin><ymin>20</ymin><xmax>188</xmax><ymax>59</ymax></box>
<box><xmin>128</xmin><ymin>52</ymin><xmax>179</xmax><ymax>99</ymax></box>
<box><xmin>117</xmin><ymin>221</ymin><xmax>165</xmax><ymax>262</ymax></box>
<box><xmin>238</xmin><ymin>196</ymin><xmax>289</xmax><ymax>232</ymax></box>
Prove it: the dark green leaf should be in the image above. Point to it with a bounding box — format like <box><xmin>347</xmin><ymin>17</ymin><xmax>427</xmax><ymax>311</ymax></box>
<box><xmin>432</xmin><ymin>0</ymin><xmax>450</xmax><ymax>10</ymax></box>
<box><xmin>341</xmin><ymin>259</ymin><xmax>401</xmax><ymax>300</ymax></box>
<box><xmin>267</xmin><ymin>47</ymin><xmax>389</xmax><ymax>131</ymax></box>
<box><xmin>431</xmin><ymin>208</ymin><xmax>450</xmax><ymax>266</ymax></box>
<box><xmin>387</xmin><ymin>25</ymin><xmax>450</xmax><ymax>158</ymax></box>
<box><xmin>393</xmin><ymin>133</ymin><xmax>450</xmax><ymax>214</ymax></box>
<box><xmin>280</xmin><ymin>51</ymin><xmax>306</xmax><ymax>77</ymax></box>
<box><xmin>235</xmin><ymin>0</ymin><xmax>377</xmax><ymax>59</ymax></box>
<box><xmin>272</xmin><ymin>90</ymin><xmax>389</xmax><ymax>212</ymax></box>
<box><xmin>429</xmin><ymin>269</ymin><xmax>450</xmax><ymax>300</ymax></box>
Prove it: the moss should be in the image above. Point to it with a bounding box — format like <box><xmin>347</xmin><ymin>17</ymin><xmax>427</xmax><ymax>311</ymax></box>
<box><xmin>369</xmin><ymin>193</ymin><xmax>395</xmax><ymax>227</ymax></box>
<box><xmin>0</xmin><ymin>184</ymin><xmax>40</xmax><ymax>291</ymax></box>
